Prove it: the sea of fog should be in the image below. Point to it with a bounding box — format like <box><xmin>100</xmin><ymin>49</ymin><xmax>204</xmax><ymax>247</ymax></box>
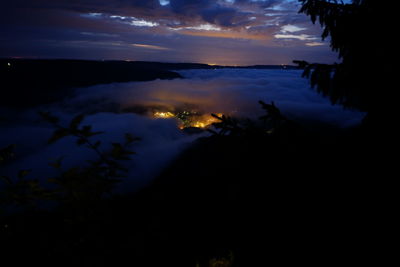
<box><xmin>0</xmin><ymin>69</ymin><xmax>365</xmax><ymax>192</ymax></box>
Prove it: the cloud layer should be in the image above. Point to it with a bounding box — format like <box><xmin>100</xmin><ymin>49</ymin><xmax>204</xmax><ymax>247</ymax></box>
<box><xmin>69</xmin><ymin>68</ymin><xmax>364</xmax><ymax>125</ymax></box>
<box><xmin>1</xmin><ymin>69</ymin><xmax>364</xmax><ymax>193</ymax></box>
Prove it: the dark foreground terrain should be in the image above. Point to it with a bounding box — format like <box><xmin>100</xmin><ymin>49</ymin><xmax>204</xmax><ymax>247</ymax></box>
<box><xmin>1</xmin><ymin>117</ymin><xmax>394</xmax><ymax>266</ymax></box>
<box><xmin>0</xmin><ymin>59</ymin><xmax>394</xmax><ymax>266</ymax></box>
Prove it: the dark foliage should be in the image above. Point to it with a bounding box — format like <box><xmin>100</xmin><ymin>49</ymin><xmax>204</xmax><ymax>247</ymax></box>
<box><xmin>2</xmin><ymin>101</ymin><xmax>382</xmax><ymax>266</ymax></box>
<box><xmin>1</xmin><ymin>113</ymin><xmax>138</xmax><ymax>214</ymax></box>
<box><xmin>209</xmin><ymin>101</ymin><xmax>293</xmax><ymax>138</ymax></box>
<box><xmin>295</xmin><ymin>0</ymin><xmax>395</xmax><ymax>127</ymax></box>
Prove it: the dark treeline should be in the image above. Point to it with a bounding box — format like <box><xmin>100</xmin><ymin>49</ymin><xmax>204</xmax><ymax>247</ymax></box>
<box><xmin>0</xmin><ymin>59</ymin><xmax>182</xmax><ymax>107</ymax></box>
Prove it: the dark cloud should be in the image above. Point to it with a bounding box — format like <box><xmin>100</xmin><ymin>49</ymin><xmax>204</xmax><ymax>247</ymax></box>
<box><xmin>4</xmin><ymin>0</ymin><xmax>161</xmax><ymax>10</ymax></box>
<box><xmin>201</xmin><ymin>6</ymin><xmax>246</xmax><ymax>27</ymax></box>
<box><xmin>170</xmin><ymin>0</ymin><xmax>213</xmax><ymax>13</ymax></box>
<box><xmin>234</xmin><ymin>0</ymin><xmax>281</xmax><ymax>8</ymax></box>
<box><xmin>167</xmin><ymin>0</ymin><xmax>289</xmax><ymax>28</ymax></box>
<box><xmin>2</xmin><ymin>0</ymin><xmax>298</xmax><ymax>29</ymax></box>
<box><xmin>1</xmin><ymin>0</ymin><xmax>336</xmax><ymax>64</ymax></box>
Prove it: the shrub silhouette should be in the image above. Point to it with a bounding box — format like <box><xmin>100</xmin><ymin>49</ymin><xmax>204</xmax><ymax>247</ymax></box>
<box><xmin>1</xmin><ymin>113</ymin><xmax>138</xmax><ymax>214</ymax></box>
<box><xmin>210</xmin><ymin>101</ymin><xmax>292</xmax><ymax>138</ymax></box>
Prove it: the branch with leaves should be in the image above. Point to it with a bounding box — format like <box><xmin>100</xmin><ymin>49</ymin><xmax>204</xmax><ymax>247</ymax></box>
<box><xmin>1</xmin><ymin>113</ymin><xmax>140</xmax><ymax>212</ymax></box>
<box><xmin>209</xmin><ymin>101</ymin><xmax>291</xmax><ymax>137</ymax></box>
<box><xmin>294</xmin><ymin>0</ymin><xmax>382</xmax><ymax>112</ymax></box>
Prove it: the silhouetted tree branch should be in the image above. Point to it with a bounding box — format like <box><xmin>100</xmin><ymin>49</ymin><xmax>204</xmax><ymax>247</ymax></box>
<box><xmin>1</xmin><ymin>113</ymin><xmax>139</xmax><ymax>213</ymax></box>
<box><xmin>296</xmin><ymin>0</ymin><xmax>395</xmax><ymax>128</ymax></box>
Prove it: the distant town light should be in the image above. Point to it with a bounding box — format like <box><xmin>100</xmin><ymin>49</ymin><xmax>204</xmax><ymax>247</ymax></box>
<box><xmin>154</xmin><ymin>111</ymin><xmax>175</xmax><ymax>118</ymax></box>
<box><xmin>7</xmin><ymin>62</ymin><xmax>11</xmax><ymax>67</ymax></box>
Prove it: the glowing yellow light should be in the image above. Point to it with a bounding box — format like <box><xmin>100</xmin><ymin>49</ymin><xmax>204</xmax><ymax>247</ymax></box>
<box><xmin>7</xmin><ymin>63</ymin><xmax>11</xmax><ymax>67</ymax></box>
<box><xmin>186</xmin><ymin>113</ymin><xmax>223</xmax><ymax>129</ymax></box>
<box><xmin>153</xmin><ymin>111</ymin><xmax>175</xmax><ymax>118</ymax></box>
<box><xmin>193</xmin><ymin>121</ymin><xmax>206</xmax><ymax>128</ymax></box>
<box><xmin>151</xmin><ymin>108</ymin><xmax>224</xmax><ymax>130</ymax></box>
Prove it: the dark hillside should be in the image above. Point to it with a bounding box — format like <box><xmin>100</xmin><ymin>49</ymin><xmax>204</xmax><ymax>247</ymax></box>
<box><xmin>2</xmin><ymin>119</ymin><xmax>389</xmax><ymax>266</ymax></box>
<box><xmin>0</xmin><ymin>59</ymin><xmax>183</xmax><ymax>107</ymax></box>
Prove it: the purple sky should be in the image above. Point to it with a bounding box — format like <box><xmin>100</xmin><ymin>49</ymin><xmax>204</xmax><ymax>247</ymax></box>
<box><xmin>1</xmin><ymin>0</ymin><xmax>339</xmax><ymax>65</ymax></box>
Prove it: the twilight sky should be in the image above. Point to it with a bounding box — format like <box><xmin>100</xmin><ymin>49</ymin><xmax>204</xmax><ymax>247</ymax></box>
<box><xmin>1</xmin><ymin>0</ymin><xmax>340</xmax><ymax>65</ymax></box>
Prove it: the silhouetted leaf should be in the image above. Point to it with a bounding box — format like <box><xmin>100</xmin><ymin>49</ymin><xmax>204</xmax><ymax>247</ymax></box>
<box><xmin>293</xmin><ymin>60</ymin><xmax>309</xmax><ymax>69</ymax></box>
<box><xmin>125</xmin><ymin>133</ymin><xmax>140</xmax><ymax>144</ymax></box>
<box><xmin>39</xmin><ymin>111</ymin><xmax>59</xmax><ymax>124</ymax></box>
<box><xmin>82</xmin><ymin>125</ymin><xmax>92</xmax><ymax>133</ymax></box>
<box><xmin>93</xmin><ymin>141</ymin><xmax>101</xmax><ymax>149</ymax></box>
<box><xmin>69</xmin><ymin>114</ymin><xmax>85</xmax><ymax>130</ymax></box>
<box><xmin>48</xmin><ymin>128</ymin><xmax>70</xmax><ymax>144</ymax></box>
<box><xmin>76</xmin><ymin>138</ymin><xmax>86</xmax><ymax>146</ymax></box>
<box><xmin>211</xmin><ymin>113</ymin><xmax>224</xmax><ymax>121</ymax></box>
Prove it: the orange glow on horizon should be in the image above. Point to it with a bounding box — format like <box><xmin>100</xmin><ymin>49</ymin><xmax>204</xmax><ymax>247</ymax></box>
<box><xmin>177</xmin><ymin>29</ymin><xmax>270</xmax><ymax>41</ymax></box>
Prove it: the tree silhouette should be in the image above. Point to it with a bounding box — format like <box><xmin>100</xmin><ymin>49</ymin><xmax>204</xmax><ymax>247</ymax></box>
<box><xmin>296</xmin><ymin>0</ymin><xmax>395</xmax><ymax>127</ymax></box>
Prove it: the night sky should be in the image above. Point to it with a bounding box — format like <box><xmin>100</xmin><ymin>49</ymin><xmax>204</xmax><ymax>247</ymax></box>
<box><xmin>1</xmin><ymin>0</ymin><xmax>339</xmax><ymax>65</ymax></box>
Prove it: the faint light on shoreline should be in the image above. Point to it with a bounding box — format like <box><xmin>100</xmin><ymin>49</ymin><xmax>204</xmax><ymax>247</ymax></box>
<box><xmin>152</xmin><ymin>109</ymin><xmax>223</xmax><ymax>129</ymax></box>
<box><xmin>154</xmin><ymin>111</ymin><xmax>175</xmax><ymax>118</ymax></box>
